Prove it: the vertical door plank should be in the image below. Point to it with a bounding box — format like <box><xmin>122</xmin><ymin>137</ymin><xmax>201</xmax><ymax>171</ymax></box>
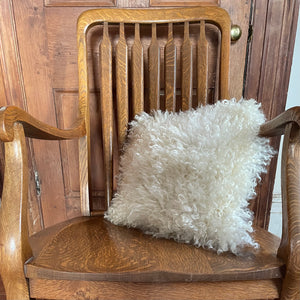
<box><xmin>197</xmin><ymin>20</ymin><xmax>208</xmax><ymax>106</ymax></box>
<box><xmin>12</xmin><ymin>0</ymin><xmax>67</xmax><ymax>228</ymax></box>
<box><xmin>244</xmin><ymin>0</ymin><xmax>299</xmax><ymax>229</ymax></box>
<box><xmin>148</xmin><ymin>23</ymin><xmax>160</xmax><ymax>111</ymax></box>
<box><xmin>164</xmin><ymin>23</ymin><xmax>176</xmax><ymax>112</ymax></box>
<box><xmin>100</xmin><ymin>22</ymin><xmax>113</xmax><ymax>208</ymax></box>
<box><xmin>132</xmin><ymin>23</ymin><xmax>144</xmax><ymax>117</ymax></box>
<box><xmin>116</xmin><ymin>23</ymin><xmax>128</xmax><ymax>148</ymax></box>
<box><xmin>181</xmin><ymin>21</ymin><xmax>193</xmax><ymax>111</ymax></box>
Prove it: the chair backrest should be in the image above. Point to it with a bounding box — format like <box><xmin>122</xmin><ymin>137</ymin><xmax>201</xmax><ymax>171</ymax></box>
<box><xmin>76</xmin><ymin>7</ymin><xmax>231</xmax><ymax>216</ymax></box>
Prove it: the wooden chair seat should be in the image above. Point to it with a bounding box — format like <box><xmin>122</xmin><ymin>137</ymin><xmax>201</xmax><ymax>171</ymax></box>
<box><xmin>25</xmin><ymin>216</ymin><xmax>284</xmax><ymax>283</ymax></box>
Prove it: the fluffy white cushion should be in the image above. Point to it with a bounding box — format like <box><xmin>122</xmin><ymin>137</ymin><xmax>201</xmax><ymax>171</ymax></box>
<box><xmin>105</xmin><ymin>99</ymin><xmax>274</xmax><ymax>254</ymax></box>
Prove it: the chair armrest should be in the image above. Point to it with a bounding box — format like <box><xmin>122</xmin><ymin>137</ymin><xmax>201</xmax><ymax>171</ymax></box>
<box><xmin>259</xmin><ymin>106</ymin><xmax>300</xmax><ymax>137</ymax></box>
<box><xmin>0</xmin><ymin>106</ymin><xmax>86</xmax><ymax>142</ymax></box>
<box><xmin>265</xmin><ymin>107</ymin><xmax>300</xmax><ymax>298</ymax></box>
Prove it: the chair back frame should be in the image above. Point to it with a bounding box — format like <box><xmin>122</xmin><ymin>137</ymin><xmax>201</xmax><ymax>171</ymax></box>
<box><xmin>76</xmin><ymin>7</ymin><xmax>231</xmax><ymax>216</ymax></box>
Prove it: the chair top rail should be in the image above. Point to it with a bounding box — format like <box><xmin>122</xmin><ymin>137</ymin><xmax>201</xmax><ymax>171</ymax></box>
<box><xmin>77</xmin><ymin>7</ymin><xmax>231</xmax><ymax>28</ymax></box>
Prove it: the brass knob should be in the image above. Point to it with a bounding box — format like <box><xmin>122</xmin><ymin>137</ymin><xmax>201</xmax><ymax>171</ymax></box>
<box><xmin>231</xmin><ymin>25</ymin><xmax>242</xmax><ymax>42</ymax></box>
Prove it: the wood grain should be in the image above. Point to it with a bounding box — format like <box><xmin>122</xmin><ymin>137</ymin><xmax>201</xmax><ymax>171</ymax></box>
<box><xmin>181</xmin><ymin>22</ymin><xmax>193</xmax><ymax>111</ymax></box>
<box><xmin>0</xmin><ymin>123</ymin><xmax>32</xmax><ymax>300</ymax></box>
<box><xmin>224</xmin><ymin>0</ymin><xmax>251</xmax><ymax>100</ymax></box>
<box><xmin>148</xmin><ymin>23</ymin><xmax>160</xmax><ymax>111</ymax></box>
<box><xmin>150</xmin><ymin>0</ymin><xmax>219</xmax><ymax>6</ymax></box>
<box><xmin>164</xmin><ymin>23</ymin><xmax>176</xmax><ymax>111</ymax></box>
<box><xmin>0</xmin><ymin>106</ymin><xmax>85</xmax><ymax>142</ymax></box>
<box><xmin>0</xmin><ymin>0</ymin><xmax>44</xmax><ymax>234</ymax></box>
<box><xmin>76</xmin><ymin>8</ymin><xmax>231</xmax><ymax>203</ymax></box>
<box><xmin>244</xmin><ymin>0</ymin><xmax>300</xmax><ymax>229</ymax></box>
<box><xmin>29</xmin><ymin>278</ymin><xmax>281</xmax><ymax>300</ymax></box>
<box><xmin>44</xmin><ymin>0</ymin><xmax>116</xmax><ymax>6</ymax></box>
<box><xmin>25</xmin><ymin>216</ymin><xmax>284</xmax><ymax>283</ymax></box>
<box><xmin>100</xmin><ymin>22</ymin><xmax>113</xmax><ymax>209</ymax></box>
<box><xmin>12</xmin><ymin>0</ymin><xmax>69</xmax><ymax>228</ymax></box>
<box><xmin>131</xmin><ymin>23</ymin><xmax>144</xmax><ymax>117</ymax></box>
<box><xmin>259</xmin><ymin>106</ymin><xmax>300</xmax><ymax>298</ymax></box>
<box><xmin>279</xmin><ymin>123</ymin><xmax>300</xmax><ymax>299</ymax></box>
<box><xmin>116</xmin><ymin>23</ymin><xmax>129</xmax><ymax>148</ymax></box>
<box><xmin>1</xmin><ymin>5</ymin><xmax>299</xmax><ymax>300</ymax></box>
<box><xmin>197</xmin><ymin>20</ymin><xmax>208</xmax><ymax>106</ymax></box>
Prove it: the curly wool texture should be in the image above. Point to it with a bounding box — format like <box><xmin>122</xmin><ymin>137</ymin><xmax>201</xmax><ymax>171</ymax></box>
<box><xmin>105</xmin><ymin>99</ymin><xmax>274</xmax><ymax>254</ymax></box>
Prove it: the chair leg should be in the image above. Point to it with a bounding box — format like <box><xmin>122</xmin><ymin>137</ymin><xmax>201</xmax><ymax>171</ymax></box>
<box><xmin>280</xmin><ymin>270</ymin><xmax>300</xmax><ymax>300</ymax></box>
<box><xmin>1</xmin><ymin>274</ymin><xmax>30</xmax><ymax>300</ymax></box>
<box><xmin>280</xmin><ymin>274</ymin><xmax>300</xmax><ymax>300</ymax></box>
<box><xmin>0</xmin><ymin>124</ymin><xmax>32</xmax><ymax>300</ymax></box>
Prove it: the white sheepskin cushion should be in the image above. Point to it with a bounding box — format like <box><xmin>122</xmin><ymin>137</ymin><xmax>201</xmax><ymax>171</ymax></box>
<box><xmin>105</xmin><ymin>99</ymin><xmax>274</xmax><ymax>254</ymax></box>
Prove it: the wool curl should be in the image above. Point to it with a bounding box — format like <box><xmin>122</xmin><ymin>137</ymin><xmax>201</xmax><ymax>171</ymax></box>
<box><xmin>105</xmin><ymin>99</ymin><xmax>275</xmax><ymax>255</ymax></box>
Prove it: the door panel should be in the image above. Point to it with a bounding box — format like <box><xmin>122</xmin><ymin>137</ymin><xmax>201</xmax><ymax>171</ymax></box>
<box><xmin>11</xmin><ymin>0</ymin><xmax>68</xmax><ymax>228</ymax></box>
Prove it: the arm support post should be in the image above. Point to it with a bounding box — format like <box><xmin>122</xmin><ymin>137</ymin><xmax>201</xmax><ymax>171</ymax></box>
<box><xmin>0</xmin><ymin>123</ymin><xmax>32</xmax><ymax>300</ymax></box>
<box><xmin>279</xmin><ymin>123</ymin><xmax>300</xmax><ymax>300</ymax></box>
<box><xmin>260</xmin><ymin>106</ymin><xmax>300</xmax><ymax>299</ymax></box>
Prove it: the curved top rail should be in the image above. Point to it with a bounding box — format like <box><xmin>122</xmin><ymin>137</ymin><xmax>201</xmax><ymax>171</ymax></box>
<box><xmin>77</xmin><ymin>7</ymin><xmax>231</xmax><ymax>28</ymax></box>
<box><xmin>76</xmin><ymin>6</ymin><xmax>231</xmax><ymax>127</ymax></box>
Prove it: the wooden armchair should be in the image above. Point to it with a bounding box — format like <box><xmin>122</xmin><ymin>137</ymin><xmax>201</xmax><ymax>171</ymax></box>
<box><xmin>0</xmin><ymin>6</ymin><xmax>299</xmax><ymax>300</ymax></box>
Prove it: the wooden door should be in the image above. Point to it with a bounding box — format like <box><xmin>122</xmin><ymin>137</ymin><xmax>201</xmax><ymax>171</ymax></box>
<box><xmin>0</xmin><ymin>0</ymin><xmax>298</xmax><ymax>236</ymax></box>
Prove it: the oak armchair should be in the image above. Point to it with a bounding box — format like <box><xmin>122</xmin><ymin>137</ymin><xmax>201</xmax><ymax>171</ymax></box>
<box><xmin>0</xmin><ymin>6</ymin><xmax>300</xmax><ymax>300</ymax></box>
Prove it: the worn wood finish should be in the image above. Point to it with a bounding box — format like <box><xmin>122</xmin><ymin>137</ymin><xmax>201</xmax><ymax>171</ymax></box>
<box><xmin>132</xmin><ymin>23</ymin><xmax>144</xmax><ymax>117</ymax></box>
<box><xmin>25</xmin><ymin>216</ymin><xmax>284</xmax><ymax>283</ymax></box>
<box><xmin>29</xmin><ymin>279</ymin><xmax>281</xmax><ymax>300</ymax></box>
<box><xmin>100</xmin><ymin>22</ymin><xmax>113</xmax><ymax>209</ymax></box>
<box><xmin>181</xmin><ymin>22</ymin><xmax>193</xmax><ymax>110</ymax></box>
<box><xmin>148</xmin><ymin>23</ymin><xmax>160</xmax><ymax>111</ymax></box>
<box><xmin>116</xmin><ymin>23</ymin><xmax>129</xmax><ymax>148</ymax></box>
<box><xmin>0</xmin><ymin>123</ymin><xmax>32</xmax><ymax>300</ymax></box>
<box><xmin>197</xmin><ymin>20</ymin><xmax>208</xmax><ymax>106</ymax></box>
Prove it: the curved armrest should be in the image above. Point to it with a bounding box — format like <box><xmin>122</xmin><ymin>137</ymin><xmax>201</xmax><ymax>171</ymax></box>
<box><xmin>0</xmin><ymin>106</ymin><xmax>86</xmax><ymax>142</ymax></box>
<box><xmin>259</xmin><ymin>106</ymin><xmax>300</xmax><ymax>137</ymax></box>
<box><xmin>262</xmin><ymin>106</ymin><xmax>300</xmax><ymax>298</ymax></box>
